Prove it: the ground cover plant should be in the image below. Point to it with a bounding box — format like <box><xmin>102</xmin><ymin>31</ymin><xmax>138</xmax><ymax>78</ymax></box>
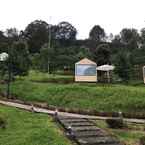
<box><xmin>0</xmin><ymin>105</ymin><xmax>72</xmax><ymax>145</ymax></box>
<box><xmin>0</xmin><ymin>71</ymin><xmax>145</xmax><ymax>114</ymax></box>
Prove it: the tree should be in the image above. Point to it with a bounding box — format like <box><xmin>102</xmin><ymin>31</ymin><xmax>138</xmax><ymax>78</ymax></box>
<box><xmin>5</xmin><ymin>28</ymin><xmax>20</xmax><ymax>43</ymax></box>
<box><xmin>55</xmin><ymin>21</ymin><xmax>77</xmax><ymax>41</ymax></box>
<box><xmin>24</xmin><ymin>20</ymin><xmax>49</xmax><ymax>53</ymax></box>
<box><xmin>140</xmin><ymin>28</ymin><xmax>145</xmax><ymax>50</ymax></box>
<box><xmin>11</xmin><ymin>41</ymin><xmax>30</xmax><ymax>76</ymax></box>
<box><xmin>76</xmin><ymin>47</ymin><xmax>92</xmax><ymax>60</ymax></box>
<box><xmin>39</xmin><ymin>43</ymin><xmax>55</xmax><ymax>72</ymax></box>
<box><xmin>0</xmin><ymin>31</ymin><xmax>8</xmax><ymax>53</ymax></box>
<box><xmin>89</xmin><ymin>25</ymin><xmax>106</xmax><ymax>42</ymax></box>
<box><xmin>0</xmin><ymin>31</ymin><xmax>6</xmax><ymax>43</ymax></box>
<box><xmin>94</xmin><ymin>44</ymin><xmax>111</xmax><ymax>65</ymax></box>
<box><xmin>114</xmin><ymin>51</ymin><xmax>132</xmax><ymax>82</ymax></box>
<box><xmin>120</xmin><ymin>28</ymin><xmax>140</xmax><ymax>50</ymax></box>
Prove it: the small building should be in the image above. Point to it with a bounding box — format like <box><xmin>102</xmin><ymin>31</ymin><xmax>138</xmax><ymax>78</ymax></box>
<box><xmin>96</xmin><ymin>64</ymin><xmax>115</xmax><ymax>83</ymax></box>
<box><xmin>75</xmin><ymin>58</ymin><xmax>97</xmax><ymax>82</ymax></box>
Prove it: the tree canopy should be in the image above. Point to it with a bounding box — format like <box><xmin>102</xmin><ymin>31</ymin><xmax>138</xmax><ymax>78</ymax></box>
<box><xmin>89</xmin><ymin>25</ymin><xmax>105</xmax><ymax>42</ymax></box>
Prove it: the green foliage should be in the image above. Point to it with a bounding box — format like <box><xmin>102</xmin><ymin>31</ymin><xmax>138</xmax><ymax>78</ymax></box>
<box><xmin>95</xmin><ymin>119</ymin><xmax>145</xmax><ymax>145</ymax></box>
<box><xmin>94</xmin><ymin>43</ymin><xmax>111</xmax><ymax>65</ymax></box>
<box><xmin>24</xmin><ymin>20</ymin><xmax>49</xmax><ymax>53</ymax></box>
<box><xmin>0</xmin><ymin>114</ymin><xmax>7</xmax><ymax>129</ymax></box>
<box><xmin>38</xmin><ymin>44</ymin><xmax>91</xmax><ymax>72</ymax></box>
<box><xmin>89</xmin><ymin>25</ymin><xmax>106</xmax><ymax>42</ymax></box>
<box><xmin>106</xmin><ymin>118</ymin><xmax>124</xmax><ymax>129</ymax></box>
<box><xmin>56</xmin><ymin>21</ymin><xmax>77</xmax><ymax>40</ymax></box>
<box><xmin>114</xmin><ymin>51</ymin><xmax>132</xmax><ymax>82</ymax></box>
<box><xmin>140</xmin><ymin>136</ymin><xmax>145</xmax><ymax>145</ymax></box>
<box><xmin>0</xmin><ymin>105</ymin><xmax>72</xmax><ymax>145</ymax></box>
<box><xmin>0</xmin><ymin>60</ymin><xmax>8</xmax><ymax>81</ymax></box>
<box><xmin>120</xmin><ymin>28</ymin><xmax>139</xmax><ymax>50</ymax></box>
<box><xmin>1</xmin><ymin>71</ymin><xmax>145</xmax><ymax>113</ymax></box>
<box><xmin>11</xmin><ymin>41</ymin><xmax>30</xmax><ymax>76</ymax></box>
<box><xmin>0</xmin><ymin>21</ymin><xmax>145</xmax><ymax>81</ymax></box>
<box><xmin>30</xmin><ymin>53</ymin><xmax>41</xmax><ymax>70</ymax></box>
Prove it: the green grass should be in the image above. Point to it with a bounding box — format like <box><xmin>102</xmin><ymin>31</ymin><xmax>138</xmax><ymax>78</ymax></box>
<box><xmin>94</xmin><ymin>119</ymin><xmax>145</xmax><ymax>145</ymax></box>
<box><xmin>0</xmin><ymin>105</ymin><xmax>72</xmax><ymax>145</ymax></box>
<box><xmin>1</xmin><ymin>71</ymin><xmax>145</xmax><ymax>113</ymax></box>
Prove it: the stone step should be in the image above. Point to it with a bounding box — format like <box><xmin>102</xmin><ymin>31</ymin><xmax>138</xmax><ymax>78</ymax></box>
<box><xmin>59</xmin><ymin>119</ymin><xmax>88</xmax><ymax>123</ymax></box>
<box><xmin>76</xmin><ymin>136</ymin><xmax>119</xmax><ymax>145</ymax></box>
<box><xmin>58</xmin><ymin>116</ymin><xmax>86</xmax><ymax>120</ymax></box>
<box><xmin>74</xmin><ymin>130</ymin><xmax>107</xmax><ymax>137</ymax></box>
<box><xmin>57</xmin><ymin>115</ymin><xmax>122</xmax><ymax>145</ymax></box>
<box><xmin>63</xmin><ymin>122</ymin><xmax>94</xmax><ymax>127</ymax></box>
<box><xmin>71</xmin><ymin>126</ymin><xmax>100</xmax><ymax>132</ymax></box>
<box><xmin>82</xmin><ymin>143</ymin><xmax>122</xmax><ymax>145</ymax></box>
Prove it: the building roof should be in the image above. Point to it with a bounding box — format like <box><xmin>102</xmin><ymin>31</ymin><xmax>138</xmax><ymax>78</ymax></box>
<box><xmin>96</xmin><ymin>64</ymin><xmax>115</xmax><ymax>71</ymax></box>
<box><xmin>76</xmin><ymin>58</ymin><xmax>96</xmax><ymax>65</ymax></box>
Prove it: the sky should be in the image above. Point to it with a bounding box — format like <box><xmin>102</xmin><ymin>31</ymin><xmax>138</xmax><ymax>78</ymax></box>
<box><xmin>0</xmin><ymin>0</ymin><xmax>145</xmax><ymax>39</ymax></box>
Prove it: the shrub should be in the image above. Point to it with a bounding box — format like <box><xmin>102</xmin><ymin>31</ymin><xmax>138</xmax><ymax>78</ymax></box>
<box><xmin>0</xmin><ymin>115</ymin><xmax>7</xmax><ymax>129</ymax></box>
<box><xmin>140</xmin><ymin>136</ymin><xmax>145</xmax><ymax>145</ymax></box>
<box><xmin>106</xmin><ymin>118</ymin><xmax>124</xmax><ymax>129</ymax></box>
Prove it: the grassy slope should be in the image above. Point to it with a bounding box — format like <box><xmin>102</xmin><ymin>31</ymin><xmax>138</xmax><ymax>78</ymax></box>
<box><xmin>0</xmin><ymin>105</ymin><xmax>72</xmax><ymax>145</ymax></box>
<box><xmin>1</xmin><ymin>71</ymin><xmax>145</xmax><ymax>113</ymax></box>
<box><xmin>95</xmin><ymin>120</ymin><xmax>145</xmax><ymax>145</ymax></box>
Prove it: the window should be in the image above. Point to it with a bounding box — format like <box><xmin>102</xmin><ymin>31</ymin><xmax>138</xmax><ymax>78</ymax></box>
<box><xmin>75</xmin><ymin>64</ymin><xmax>96</xmax><ymax>76</ymax></box>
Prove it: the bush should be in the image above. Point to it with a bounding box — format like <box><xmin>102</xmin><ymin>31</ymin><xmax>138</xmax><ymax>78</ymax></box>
<box><xmin>106</xmin><ymin>118</ymin><xmax>124</xmax><ymax>129</ymax></box>
<box><xmin>140</xmin><ymin>136</ymin><xmax>145</xmax><ymax>145</ymax></box>
<box><xmin>0</xmin><ymin>115</ymin><xmax>7</xmax><ymax>129</ymax></box>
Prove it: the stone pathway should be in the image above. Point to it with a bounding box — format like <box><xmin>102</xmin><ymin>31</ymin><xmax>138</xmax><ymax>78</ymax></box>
<box><xmin>57</xmin><ymin>115</ymin><xmax>123</xmax><ymax>145</ymax></box>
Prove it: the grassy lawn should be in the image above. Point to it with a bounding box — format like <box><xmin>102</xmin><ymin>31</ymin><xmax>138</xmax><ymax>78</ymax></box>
<box><xmin>94</xmin><ymin>119</ymin><xmax>145</xmax><ymax>145</ymax></box>
<box><xmin>0</xmin><ymin>71</ymin><xmax>145</xmax><ymax>113</ymax></box>
<box><xmin>0</xmin><ymin>105</ymin><xmax>73</xmax><ymax>145</ymax></box>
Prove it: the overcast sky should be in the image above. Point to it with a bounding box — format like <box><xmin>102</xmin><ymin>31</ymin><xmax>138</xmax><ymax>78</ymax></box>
<box><xmin>0</xmin><ymin>0</ymin><xmax>145</xmax><ymax>39</ymax></box>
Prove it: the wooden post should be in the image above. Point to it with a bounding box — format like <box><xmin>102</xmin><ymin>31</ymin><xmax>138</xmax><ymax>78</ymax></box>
<box><xmin>143</xmin><ymin>66</ymin><xmax>145</xmax><ymax>84</ymax></box>
<box><xmin>107</xmin><ymin>71</ymin><xmax>110</xmax><ymax>83</ymax></box>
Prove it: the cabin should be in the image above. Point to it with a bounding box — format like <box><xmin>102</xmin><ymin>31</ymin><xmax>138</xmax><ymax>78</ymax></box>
<box><xmin>75</xmin><ymin>58</ymin><xmax>97</xmax><ymax>82</ymax></box>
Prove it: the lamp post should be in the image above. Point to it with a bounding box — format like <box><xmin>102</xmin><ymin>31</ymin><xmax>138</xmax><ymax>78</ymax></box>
<box><xmin>0</xmin><ymin>52</ymin><xmax>10</xmax><ymax>98</ymax></box>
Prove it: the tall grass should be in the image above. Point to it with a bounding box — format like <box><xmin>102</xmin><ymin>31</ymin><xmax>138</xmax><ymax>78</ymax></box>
<box><xmin>1</xmin><ymin>71</ymin><xmax>145</xmax><ymax>113</ymax></box>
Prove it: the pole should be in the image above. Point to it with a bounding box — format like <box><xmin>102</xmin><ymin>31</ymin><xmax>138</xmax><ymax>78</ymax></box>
<box><xmin>48</xmin><ymin>17</ymin><xmax>51</xmax><ymax>74</ymax></box>
<box><xmin>7</xmin><ymin>46</ymin><xmax>11</xmax><ymax>98</ymax></box>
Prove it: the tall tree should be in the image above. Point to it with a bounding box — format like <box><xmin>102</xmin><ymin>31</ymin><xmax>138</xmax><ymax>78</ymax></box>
<box><xmin>120</xmin><ymin>28</ymin><xmax>140</xmax><ymax>50</ymax></box>
<box><xmin>39</xmin><ymin>43</ymin><xmax>55</xmax><ymax>72</ymax></box>
<box><xmin>0</xmin><ymin>31</ymin><xmax>6</xmax><ymax>43</ymax></box>
<box><xmin>11</xmin><ymin>41</ymin><xmax>30</xmax><ymax>76</ymax></box>
<box><xmin>55</xmin><ymin>21</ymin><xmax>77</xmax><ymax>40</ymax></box>
<box><xmin>114</xmin><ymin>50</ymin><xmax>132</xmax><ymax>82</ymax></box>
<box><xmin>94</xmin><ymin>44</ymin><xmax>111</xmax><ymax>65</ymax></box>
<box><xmin>24</xmin><ymin>20</ymin><xmax>49</xmax><ymax>53</ymax></box>
<box><xmin>140</xmin><ymin>28</ymin><xmax>145</xmax><ymax>48</ymax></box>
<box><xmin>0</xmin><ymin>31</ymin><xmax>8</xmax><ymax>53</ymax></box>
<box><xmin>5</xmin><ymin>28</ymin><xmax>20</xmax><ymax>43</ymax></box>
<box><xmin>89</xmin><ymin>25</ymin><xmax>106</xmax><ymax>42</ymax></box>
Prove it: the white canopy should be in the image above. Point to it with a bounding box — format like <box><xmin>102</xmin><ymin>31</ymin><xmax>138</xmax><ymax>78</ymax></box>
<box><xmin>96</xmin><ymin>64</ymin><xmax>115</xmax><ymax>71</ymax></box>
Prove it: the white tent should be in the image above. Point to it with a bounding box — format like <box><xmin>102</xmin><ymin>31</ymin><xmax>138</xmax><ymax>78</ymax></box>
<box><xmin>96</xmin><ymin>65</ymin><xmax>115</xmax><ymax>82</ymax></box>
